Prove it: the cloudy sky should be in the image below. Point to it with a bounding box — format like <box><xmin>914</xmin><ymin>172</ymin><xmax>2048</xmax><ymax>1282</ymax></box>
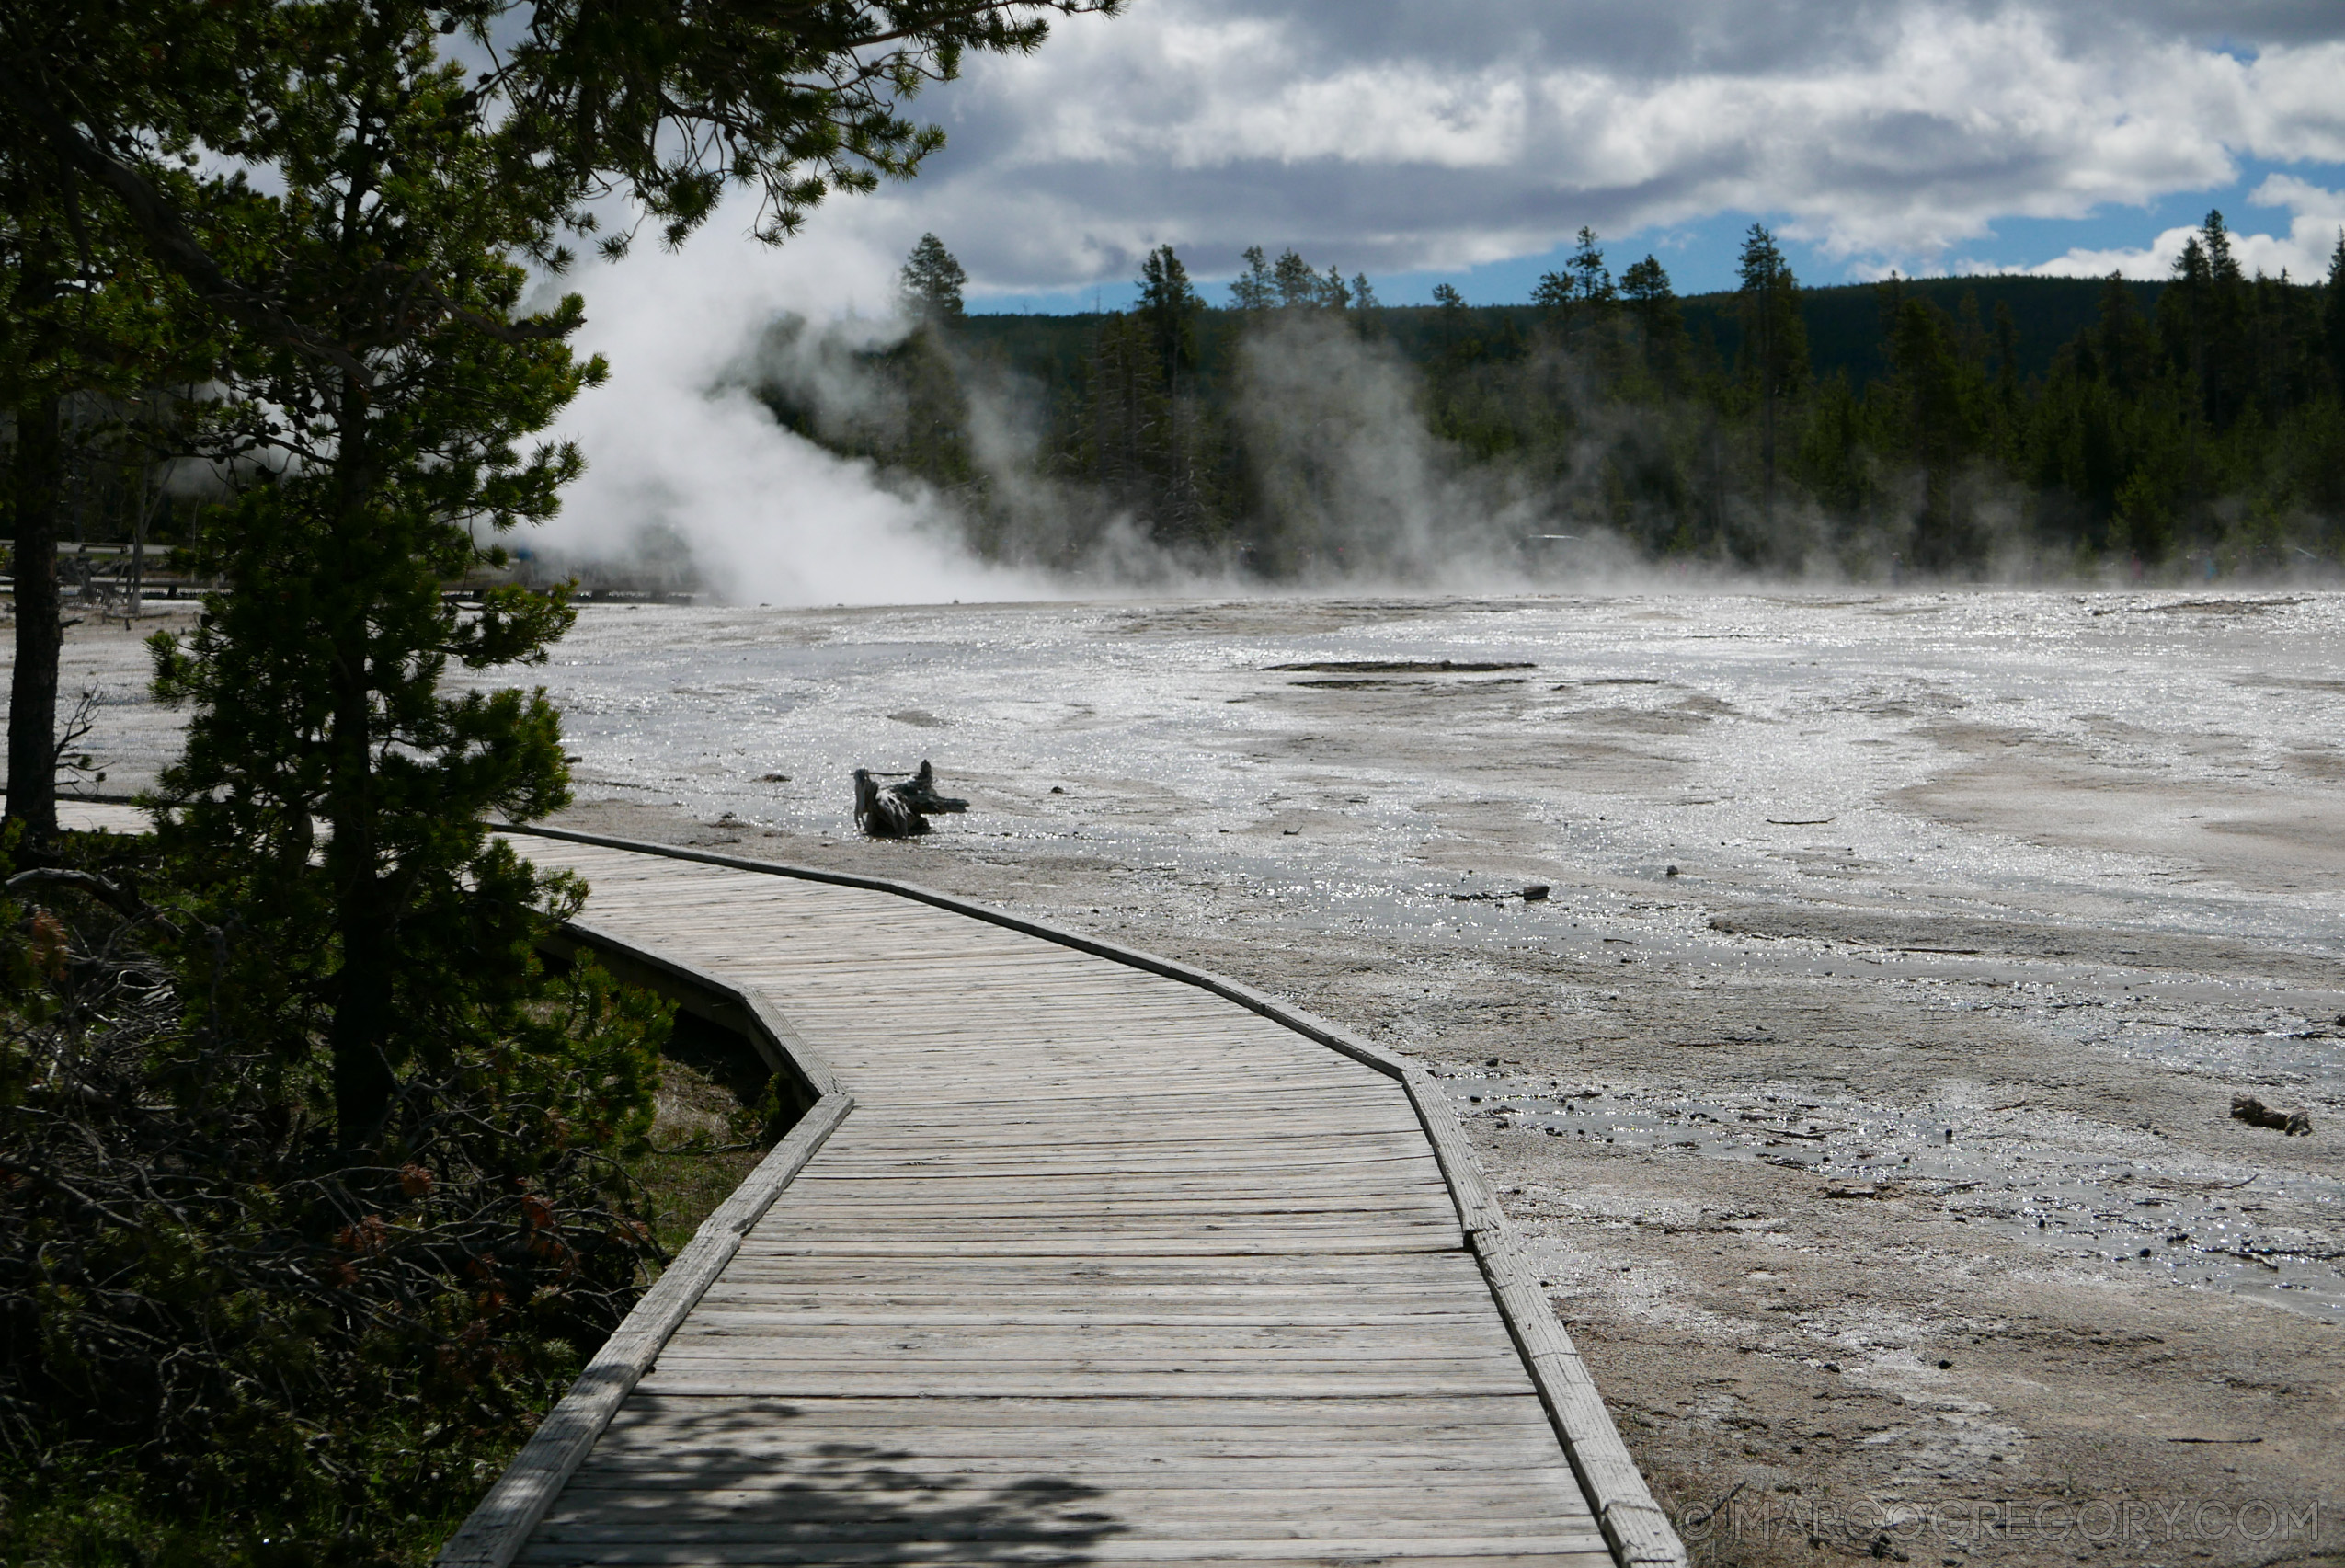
<box><xmin>748</xmin><ymin>0</ymin><xmax>2345</xmax><ymax>308</ymax></box>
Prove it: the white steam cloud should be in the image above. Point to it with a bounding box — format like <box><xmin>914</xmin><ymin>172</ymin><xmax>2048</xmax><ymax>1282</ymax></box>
<box><xmin>1229</xmin><ymin>315</ymin><xmax>1555</xmax><ymax>585</ymax></box>
<box><xmin>532</xmin><ymin>230</ymin><xmax>1891</xmax><ymax>602</ymax></box>
<box><xmin>541</xmin><ymin>212</ymin><xmax>1054</xmax><ymax>606</ymax></box>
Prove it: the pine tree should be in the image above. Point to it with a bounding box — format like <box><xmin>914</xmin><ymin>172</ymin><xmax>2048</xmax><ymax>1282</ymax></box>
<box><xmin>1</xmin><ymin>217</ymin><xmax>77</xmax><ymax>843</ymax></box>
<box><xmin>1082</xmin><ymin>314</ymin><xmax>1164</xmax><ymax>500</ymax></box>
<box><xmin>2093</xmin><ymin>272</ymin><xmax>2156</xmax><ymax>395</ymax></box>
<box><xmin>1990</xmin><ymin>298</ymin><xmax>2022</xmax><ymax>458</ymax></box>
<box><xmin>2326</xmin><ymin>229</ymin><xmax>2345</xmax><ymax>399</ymax></box>
<box><xmin>2160</xmin><ymin>220</ymin><xmax>2235</xmax><ymax>428</ymax></box>
<box><xmin>900</xmin><ymin>233</ymin><xmax>968</xmax><ymax>321</ymax></box>
<box><xmin>1993</xmin><ymin>301</ymin><xmax>2021</xmax><ymax>400</ymax></box>
<box><xmin>1229</xmin><ymin>246</ymin><xmax>1275</xmax><ymax>312</ymax></box>
<box><xmin>1272</xmin><ymin>248</ymin><xmax>1321</xmax><ymax>309</ymax></box>
<box><xmin>1569</xmin><ymin>227</ymin><xmax>1615</xmax><ymax>312</ymax></box>
<box><xmin>1137</xmin><ymin>244</ymin><xmax>1198</xmax><ymax>387</ymax></box>
<box><xmin>2202</xmin><ymin>211</ymin><xmax>2244</xmax><ymax>289</ymax></box>
<box><xmin>6</xmin><ymin>308</ymin><xmax>222</xmax><ymax>833</ymax></box>
<box><xmin>143</xmin><ymin>28</ymin><xmax>602</xmax><ymax>1144</ymax></box>
<box><xmin>0</xmin><ymin>33</ymin><xmax>244</xmax><ymax>841</ymax></box>
<box><xmin>1737</xmin><ymin>223</ymin><xmax>1810</xmax><ymax>531</ymax></box>
<box><xmin>1134</xmin><ymin>244</ymin><xmax>1203</xmax><ymax>533</ymax></box>
<box><xmin>1619</xmin><ymin>255</ymin><xmax>1684</xmax><ymax>383</ymax></box>
<box><xmin>1886</xmin><ymin>297</ymin><xmax>1984</xmax><ymax>569</ymax></box>
<box><xmin>1531</xmin><ymin>230</ymin><xmax>1616</xmax><ymax>355</ymax></box>
<box><xmin>2196</xmin><ymin>211</ymin><xmax>2247</xmax><ymax>427</ymax></box>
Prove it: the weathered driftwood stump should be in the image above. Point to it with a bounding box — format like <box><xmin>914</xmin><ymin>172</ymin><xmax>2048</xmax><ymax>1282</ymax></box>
<box><xmin>897</xmin><ymin>761</ymin><xmax>968</xmax><ymax>815</ymax></box>
<box><xmin>853</xmin><ymin>761</ymin><xmax>969</xmax><ymax>839</ymax></box>
<box><xmin>2231</xmin><ymin>1094</ymin><xmax>2313</xmax><ymax>1136</ymax></box>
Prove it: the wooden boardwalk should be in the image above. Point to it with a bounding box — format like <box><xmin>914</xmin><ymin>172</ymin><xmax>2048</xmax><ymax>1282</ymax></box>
<box><xmin>403</xmin><ymin>830</ymin><xmax>1686</xmax><ymax>1568</ymax></box>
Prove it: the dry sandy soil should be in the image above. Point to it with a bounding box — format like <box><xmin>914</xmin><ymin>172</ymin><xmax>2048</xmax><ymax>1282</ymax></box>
<box><xmin>32</xmin><ymin>592</ymin><xmax>2345</xmax><ymax>1568</ymax></box>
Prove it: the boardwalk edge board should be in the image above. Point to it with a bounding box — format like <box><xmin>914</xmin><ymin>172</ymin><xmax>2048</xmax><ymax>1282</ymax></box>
<box><xmin>549</xmin><ymin>918</ymin><xmax>842</xmax><ymax>1102</ymax></box>
<box><xmin>435</xmin><ymin>928</ymin><xmax>854</xmax><ymax>1568</ymax></box>
<box><xmin>489</xmin><ymin>821</ymin><xmax>1688</xmax><ymax>1568</ymax></box>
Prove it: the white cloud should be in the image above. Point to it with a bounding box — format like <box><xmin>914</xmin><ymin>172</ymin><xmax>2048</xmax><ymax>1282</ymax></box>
<box><xmin>2016</xmin><ymin>175</ymin><xmax>2345</xmax><ymax>280</ymax></box>
<box><xmin>811</xmin><ymin>0</ymin><xmax>2345</xmax><ymax>289</ymax></box>
<box><xmin>2255</xmin><ymin>171</ymin><xmax>2345</xmax><ymax>219</ymax></box>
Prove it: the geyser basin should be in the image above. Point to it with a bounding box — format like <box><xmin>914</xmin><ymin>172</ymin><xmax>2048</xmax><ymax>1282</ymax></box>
<box><xmin>509</xmin><ymin>587</ymin><xmax>2343</xmax><ymax>1319</ymax></box>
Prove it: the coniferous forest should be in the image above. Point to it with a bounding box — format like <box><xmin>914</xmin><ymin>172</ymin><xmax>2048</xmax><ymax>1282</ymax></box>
<box><xmin>760</xmin><ymin>216</ymin><xmax>2345</xmax><ymax>582</ymax></box>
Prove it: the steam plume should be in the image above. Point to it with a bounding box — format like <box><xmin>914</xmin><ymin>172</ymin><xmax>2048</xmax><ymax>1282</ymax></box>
<box><xmin>541</xmin><ymin>218</ymin><xmax>1052</xmax><ymax>605</ymax></box>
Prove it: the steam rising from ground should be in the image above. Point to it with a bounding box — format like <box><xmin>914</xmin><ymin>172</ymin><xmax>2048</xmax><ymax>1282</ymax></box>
<box><xmin>536</xmin><ymin>207</ymin><xmax>1661</xmax><ymax>603</ymax></box>
<box><xmin>1230</xmin><ymin>315</ymin><xmax>1554</xmax><ymax>586</ymax></box>
<box><xmin>747</xmin><ymin>304</ymin><xmax>1619</xmax><ymax>596</ymax></box>
<box><xmin>543</xmin><ymin>228</ymin><xmax>1651</xmax><ymax>604</ymax></box>
<box><xmin>543</xmin><ymin>226</ymin><xmax>1054</xmax><ymax>606</ymax></box>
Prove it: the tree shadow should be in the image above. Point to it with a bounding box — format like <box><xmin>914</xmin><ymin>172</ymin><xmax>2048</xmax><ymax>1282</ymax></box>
<box><xmin>530</xmin><ymin>1396</ymin><xmax>1129</xmax><ymax>1566</ymax></box>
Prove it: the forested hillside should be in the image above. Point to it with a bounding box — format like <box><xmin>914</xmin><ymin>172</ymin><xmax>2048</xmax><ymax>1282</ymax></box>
<box><xmin>755</xmin><ymin>219</ymin><xmax>2345</xmax><ymax>581</ymax></box>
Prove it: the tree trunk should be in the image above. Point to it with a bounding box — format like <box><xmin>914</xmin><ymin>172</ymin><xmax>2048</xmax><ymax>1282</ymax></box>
<box><xmin>327</xmin><ymin>850</ymin><xmax>401</xmax><ymax>1143</ymax></box>
<box><xmin>6</xmin><ymin>394</ymin><xmax>66</xmax><ymax>840</ymax></box>
<box><xmin>128</xmin><ymin>466</ymin><xmax>150</xmax><ymax>622</ymax></box>
<box><xmin>325</xmin><ymin>604</ymin><xmax>399</xmax><ymax>1143</ymax></box>
<box><xmin>322</xmin><ymin>406</ymin><xmax>399</xmax><ymax>1146</ymax></box>
<box><xmin>1758</xmin><ymin>303</ymin><xmax>1779</xmax><ymax>538</ymax></box>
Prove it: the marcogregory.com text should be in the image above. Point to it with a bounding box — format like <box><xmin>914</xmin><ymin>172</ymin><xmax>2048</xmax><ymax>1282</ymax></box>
<box><xmin>1679</xmin><ymin>1495</ymin><xmax>2329</xmax><ymax>1553</ymax></box>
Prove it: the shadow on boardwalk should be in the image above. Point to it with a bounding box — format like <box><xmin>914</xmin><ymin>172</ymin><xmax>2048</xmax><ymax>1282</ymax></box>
<box><xmin>532</xmin><ymin>1400</ymin><xmax>1130</xmax><ymax>1566</ymax></box>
